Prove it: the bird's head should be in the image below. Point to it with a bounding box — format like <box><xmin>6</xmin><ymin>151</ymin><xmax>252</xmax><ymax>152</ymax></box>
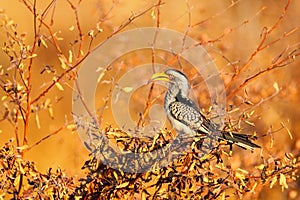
<box><xmin>149</xmin><ymin>69</ymin><xmax>190</xmax><ymax>94</ymax></box>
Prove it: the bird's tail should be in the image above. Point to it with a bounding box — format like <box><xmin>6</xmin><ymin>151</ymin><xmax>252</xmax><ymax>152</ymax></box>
<box><xmin>219</xmin><ymin>131</ymin><xmax>260</xmax><ymax>151</ymax></box>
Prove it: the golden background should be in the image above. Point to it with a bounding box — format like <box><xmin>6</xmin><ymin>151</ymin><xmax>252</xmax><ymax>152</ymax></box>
<box><xmin>0</xmin><ymin>0</ymin><xmax>299</xmax><ymax>199</ymax></box>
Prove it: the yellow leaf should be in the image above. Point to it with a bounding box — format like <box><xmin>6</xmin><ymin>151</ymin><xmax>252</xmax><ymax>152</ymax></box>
<box><xmin>270</xmin><ymin>176</ymin><xmax>277</xmax><ymax>188</ymax></box>
<box><xmin>17</xmin><ymin>84</ymin><xmax>23</xmax><ymax>91</ymax></box>
<box><xmin>58</xmin><ymin>56</ymin><xmax>67</xmax><ymax>69</ymax></box>
<box><xmin>255</xmin><ymin>164</ymin><xmax>265</xmax><ymax>170</ymax></box>
<box><xmin>279</xmin><ymin>173</ymin><xmax>288</xmax><ymax>191</ymax></box>
<box><xmin>273</xmin><ymin>82</ymin><xmax>279</xmax><ymax>92</ymax></box>
<box><xmin>97</xmin><ymin>69</ymin><xmax>106</xmax><ymax>83</ymax></box>
<box><xmin>245</xmin><ymin>120</ymin><xmax>255</xmax><ymax>126</ymax></box>
<box><xmin>1</xmin><ymin>95</ymin><xmax>7</xmax><ymax>101</ymax></box>
<box><xmin>122</xmin><ymin>87</ymin><xmax>133</xmax><ymax>93</ymax></box>
<box><xmin>96</xmin><ymin>22</ymin><xmax>103</xmax><ymax>32</ymax></box>
<box><xmin>27</xmin><ymin>54</ymin><xmax>37</xmax><ymax>59</ymax></box>
<box><xmin>286</xmin><ymin>128</ymin><xmax>293</xmax><ymax>140</ymax></box>
<box><xmin>44</xmin><ymin>98</ymin><xmax>51</xmax><ymax>107</ymax></box>
<box><xmin>221</xmin><ymin>192</ymin><xmax>225</xmax><ymax>200</ymax></box>
<box><xmin>96</xmin><ymin>66</ymin><xmax>103</xmax><ymax>72</ymax></box>
<box><xmin>40</xmin><ymin>37</ymin><xmax>48</xmax><ymax>48</ymax></box>
<box><xmin>19</xmin><ymin>63</ymin><xmax>24</xmax><ymax>70</ymax></box>
<box><xmin>68</xmin><ymin>50</ymin><xmax>73</xmax><ymax>63</ymax></box>
<box><xmin>142</xmin><ymin>191</ymin><xmax>147</xmax><ymax>200</ymax></box>
<box><xmin>116</xmin><ymin>181</ymin><xmax>129</xmax><ymax>189</ymax></box>
<box><xmin>203</xmin><ymin>176</ymin><xmax>209</xmax><ymax>183</ymax></box>
<box><xmin>236</xmin><ymin>168</ymin><xmax>249</xmax><ymax>174</ymax></box>
<box><xmin>88</xmin><ymin>30</ymin><xmax>94</xmax><ymax>37</ymax></box>
<box><xmin>113</xmin><ymin>171</ymin><xmax>119</xmax><ymax>181</ymax></box>
<box><xmin>16</xmin><ymin>145</ymin><xmax>28</xmax><ymax>151</ymax></box>
<box><xmin>250</xmin><ymin>182</ymin><xmax>257</xmax><ymax>193</ymax></box>
<box><xmin>7</xmin><ymin>20</ymin><xmax>14</xmax><ymax>26</ymax></box>
<box><xmin>48</xmin><ymin>107</ymin><xmax>54</xmax><ymax>118</ymax></box>
<box><xmin>55</xmin><ymin>82</ymin><xmax>64</xmax><ymax>91</ymax></box>
<box><xmin>150</xmin><ymin>133</ymin><xmax>160</xmax><ymax>150</ymax></box>
<box><xmin>69</xmin><ymin>25</ymin><xmax>75</xmax><ymax>31</ymax></box>
<box><xmin>145</xmin><ymin>170</ymin><xmax>151</xmax><ymax>180</ymax></box>
<box><xmin>66</xmin><ymin>124</ymin><xmax>77</xmax><ymax>131</ymax></box>
<box><xmin>228</xmin><ymin>107</ymin><xmax>240</xmax><ymax>114</ymax></box>
<box><xmin>189</xmin><ymin>161</ymin><xmax>195</xmax><ymax>171</ymax></box>
<box><xmin>235</xmin><ymin>171</ymin><xmax>246</xmax><ymax>186</ymax></box>
<box><xmin>35</xmin><ymin>113</ymin><xmax>41</xmax><ymax>129</ymax></box>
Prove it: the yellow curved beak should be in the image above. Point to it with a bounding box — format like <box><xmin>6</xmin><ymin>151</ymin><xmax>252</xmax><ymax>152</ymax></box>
<box><xmin>148</xmin><ymin>72</ymin><xmax>170</xmax><ymax>84</ymax></box>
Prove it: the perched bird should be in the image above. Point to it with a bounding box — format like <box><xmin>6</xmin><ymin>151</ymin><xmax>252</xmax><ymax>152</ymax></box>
<box><xmin>150</xmin><ymin>68</ymin><xmax>260</xmax><ymax>151</ymax></box>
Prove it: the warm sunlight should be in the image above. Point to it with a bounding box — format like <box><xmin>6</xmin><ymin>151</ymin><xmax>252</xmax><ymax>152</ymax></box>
<box><xmin>0</xmin><ymin>0</ymin><xmax>299</xmax><ymax>199</ymax></box>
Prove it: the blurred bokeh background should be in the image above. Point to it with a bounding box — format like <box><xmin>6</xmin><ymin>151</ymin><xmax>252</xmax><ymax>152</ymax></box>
<box><xmin>0</xmin><ymin>0</ymin><xmax>299</xmax><ymax>199</ymax></box>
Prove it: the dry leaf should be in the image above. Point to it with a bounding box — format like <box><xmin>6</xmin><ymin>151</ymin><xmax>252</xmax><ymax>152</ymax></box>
<box><xmin>279</xmin><ymin>173</ymin><xmax>288</xmax><ymax>191</ymax></box>
<box><xmin>69</xmin><ymin>25</ymin><xmax>75</xmax><ymax>31</ymax></box>
<box><xmin>273</xmin><ymin>82</ymin><xmax>279</xmax><ymax>92</ymax></box>
<box><xmin>35</xmin><ymin>113</ymin><xmax>41</xmax><ymax>129</ymax></box>
<box><xmin>58</xmin><ymin>56</ymin><xmax>67</xmax><ymax>70</ymax></box>
<box><xmin>116</xmin><ymin>182</ymin><xmax>129</xmax><ymax>189</ymax></box>
<box><xmin>270</xmin><ymin>176</ymin><xmax>277</xmax><ymax>188</ymax></box>
<box><xmin>122</xmin><ymin>87</ymin><xmax>133</xmax><ymax>93</ymax></box>
<box><xmin>68</xmin><ymin>50</ymin><xmax>73</xmax><ymax>63</ymax></box>
<box><xmin>40</xmin><ymin>37</ymin><xmax>48</xmax><ymax>48</ymax></box>
<box><xmin>67</xmin><ymin>124</ymin><xmax>77</xmax><ymax>131</ymax></box>
<box><xmin>55</xmin><ymin>82</ymin><xmax>64</xmax><ymax>91</ymax></box>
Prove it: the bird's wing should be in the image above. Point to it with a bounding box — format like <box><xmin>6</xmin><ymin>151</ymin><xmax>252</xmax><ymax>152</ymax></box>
<box><xmin>168</xmin><ymin>101</ymin><xmax>215</xmax><ymax>134</ymax></box>
<box><xmin>168</xmin><ymin>100</ymin><xmax>260</xmax><ymax>151</ymax></box>
<box><xmin>175</xmin><ymin>91</ymin><xmax>199</xmax><ymax>111</ymax></box>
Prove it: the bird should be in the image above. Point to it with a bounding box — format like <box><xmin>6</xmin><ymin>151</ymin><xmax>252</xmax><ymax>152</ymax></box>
<box><xmin>149</xmin><ymin>68</ymin><xmax>260</xmax><ymax>151</ymax></box>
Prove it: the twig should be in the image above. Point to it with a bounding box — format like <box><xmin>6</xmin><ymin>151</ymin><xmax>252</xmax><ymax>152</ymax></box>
<box><xmin>26</xmin><ymin>126</ymin><xmax>64</xmax><ymax>152</ymax></box>
<box><xmin>226</xmin><ymin>0</ymin><xmax>292</xmax><ymax>91</ymax></box>
<box><xmin>21</xmin><ymin>0</ymin><xmax>61</xmax><ymax>146</ymax></box>
<box><xmin>67</xmin><ymin>0</ymin><xmax>84</xmax><ymax>60</ymax></box>
<box><xmin>112</xmin><ymin>2</ymin><xmax>164</xmax><ymax>37</ymax></box>
<box><xmin>227</xmin><ymin>48</ymin><xmax>300</xmax><ymax>99</ymax></box>
<box><xmin>30</xmin><ymin>52</ymin><xmax>90</xmax><ymax>105</ymax></box>
<box><xmin>136</xmin><ymin>0</ymin><xmax>162</xmax><ymax>128</ymax></box>
<box><xmin>31</xmin><ymin>2</ymin><xmax>163</xmax><ymax>106</ymax></box>
<box><xmin>191</xmin><ymin>0</ymin><xmax>242</xmax><ymax>28</ymax></box>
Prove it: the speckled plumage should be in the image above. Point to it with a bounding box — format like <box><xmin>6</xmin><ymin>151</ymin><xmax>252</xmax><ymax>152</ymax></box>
<box><xmin>162</xmin><ymin>69</ymin><xmax>260</xmax><ymax>150</ymax></box>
